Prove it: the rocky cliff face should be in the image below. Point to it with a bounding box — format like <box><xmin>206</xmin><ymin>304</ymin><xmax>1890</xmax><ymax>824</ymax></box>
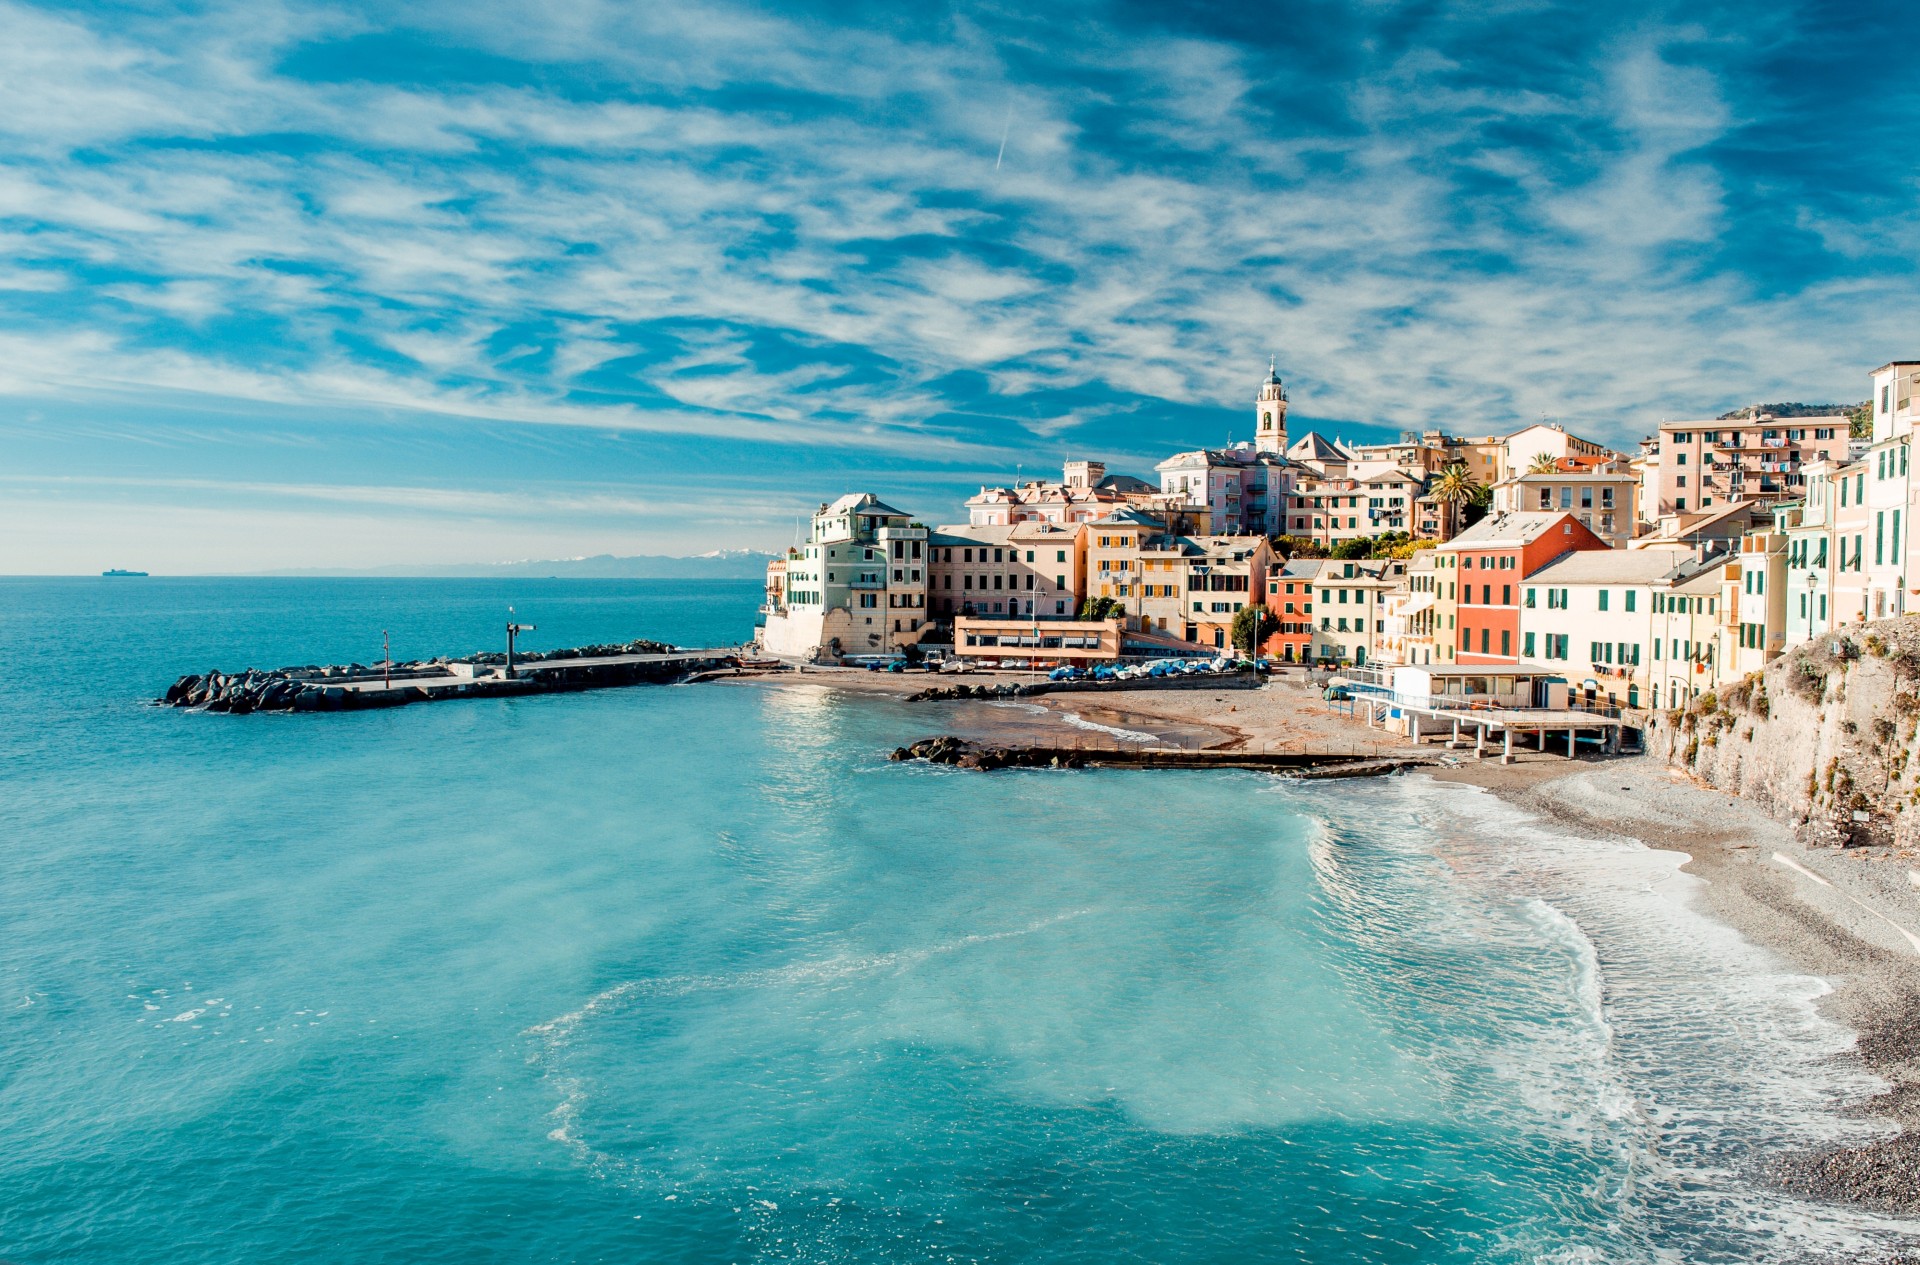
<box><xmin>1650</xmin><ymin>619</ymin><xmax>1920</xmax><ymax>848</ymax></box>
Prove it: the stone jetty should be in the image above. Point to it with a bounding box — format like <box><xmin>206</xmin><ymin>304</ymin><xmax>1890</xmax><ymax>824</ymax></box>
<box><xmin>888</xmin><ymin>735</ymin><xmax>1429</xmax><ymax>776</ymax></box>
<box><xmin>159</xmin><ymin>639</ymin><xmax>739</xmax><ymax>713</ymax></box>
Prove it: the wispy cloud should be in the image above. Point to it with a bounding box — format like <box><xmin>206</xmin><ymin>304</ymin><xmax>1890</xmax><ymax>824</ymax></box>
<box><xmin>2</xmin><ymin>0</ymin><xmax>1916</xmax><ymax>570</ymax></box>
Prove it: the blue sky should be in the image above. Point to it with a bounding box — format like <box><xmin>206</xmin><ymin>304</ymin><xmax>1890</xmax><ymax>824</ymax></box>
<box><xmin>2</xmin><ymin>0</ymin><xmax>1916</xmax><ymax>572</ymax></box>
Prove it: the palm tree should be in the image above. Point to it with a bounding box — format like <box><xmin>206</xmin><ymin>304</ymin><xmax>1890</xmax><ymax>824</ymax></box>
<box><xmin>1430</xmin><ymin>462</ymin><xmax>1482</xmax><ymax>509</ymax></box>
<box><xmin>1429</xmin><ymin>462</ymin><xmax>1484</xmax><ymax>539</ymax></box>
<box><xmin>1527</xmin><ymin>451</ymin><xmax>1560</xmax><ymax>475</ymax></box>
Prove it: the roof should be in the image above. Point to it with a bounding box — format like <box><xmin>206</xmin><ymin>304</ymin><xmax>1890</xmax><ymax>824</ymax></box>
<box><xmin>824</xmin><ymin>492</ymin><xmax>911</xmax><ymax>519</ymax></box>
<box><xmin>1494</xmin><ymin>470</ymin><xmax>1638</xmax><ymax>486</ymax></box>
<box><xmin>927</xmin><ymin>524</ymin><xmax>1015</xmax><ymax>546</ymax></box>
<box><xmin>1442</xmin><ymin>511</ymin><xmax>1584</xmax><ymax>548</ymax></box>
<box><xmin>1526</xmin><ymin>548</ymin><xmax>1707</xmax><ymax>586</ymax></box>
<box><xmin>1095</xmin><ymin>473</ymin><xmax>1155</xmax><ymax>494</ymax></box>
<box><xmin>1089</xmin><ymin>507</ymin><xmax>1166</xmax><ymax>527</ymax></box>
<box><xmin>1348</xmin><ymin>459</ymin><xmax>1425</xmax><ymax>485</ymax></box>
<box><xmin>1287</xmin><ymin>432</ymin><xmax>1352</xmax><ymax>463</ymax></box>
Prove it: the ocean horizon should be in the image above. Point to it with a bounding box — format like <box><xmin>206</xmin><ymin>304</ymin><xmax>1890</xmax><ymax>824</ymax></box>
<box><xmin>3</xmin><ymin>577</ymin><xmax>1911</xmax><ymax>1263</ymax></box>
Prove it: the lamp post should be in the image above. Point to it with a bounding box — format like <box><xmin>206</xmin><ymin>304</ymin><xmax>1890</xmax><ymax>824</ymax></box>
<box><xmin>505</xmin><ymin>607</ymin><xmax>536</xmax><ymax>679</ymax></box>
<box><xmin>1805</xmin><ymin>570</ymin><xmax>1819</xmax><ymax>638</ymax></box>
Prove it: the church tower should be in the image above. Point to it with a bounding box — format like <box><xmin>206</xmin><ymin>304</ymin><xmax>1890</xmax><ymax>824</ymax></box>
<box><xmin>1255</xmin><ymin>360</ymin><xmax>1288</xmax><ymax>454</ymax></box>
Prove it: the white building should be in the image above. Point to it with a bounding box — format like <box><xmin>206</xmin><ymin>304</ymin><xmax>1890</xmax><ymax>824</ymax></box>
<box><xmin>760</xmin><ymin>494</ymin><xmax>930</xmax><ymax>660</ymax></box>
<box><xmin>1516</xmin><ymin>547</ymin><xmax>1714</xmax><ymax>710</ymax></box>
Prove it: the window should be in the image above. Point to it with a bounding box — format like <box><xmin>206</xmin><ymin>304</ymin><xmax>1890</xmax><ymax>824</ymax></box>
<box><xmin>1500</xmin><ymin>630</ymin><xmax>1511</xmax><ymax>656</ymax></box>
<box><xmin>1624</xmin><ymin>590</ymin><xmax>1636</xmax><ymax>613</ymax></box>
<box><xmin>1523</xmin><ymin>631</ymin><xmax>1536</xmax><ymax>657</ymax></box>
<box><xmin>1480</xmin><ymin>628</ymin><xmax>1490</xmax><ymax>654</ymax></box>
<box><xmin>1525</xmin><ymin>588</ymin><xmax>1536</xmax><ymax>608</ymax></box>
<box><xmin>1598</xmin><ymin>590</ymin><xmax>1609</xmax><ymax>612</ymax></box>
<box><xmin>1502</xmin><ymin>585</ymin><xmax>1511</xmax><ymax>606</ymax></box>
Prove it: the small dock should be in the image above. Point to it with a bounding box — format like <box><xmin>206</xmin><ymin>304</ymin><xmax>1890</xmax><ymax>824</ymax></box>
<box><xmin>1356</xmin><ymin>697</ymin><xmax>1625</xmax><ymax>763</ymax></box>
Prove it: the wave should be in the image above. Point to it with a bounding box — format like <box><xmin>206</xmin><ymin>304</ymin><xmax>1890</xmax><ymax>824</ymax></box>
<box><xmin>1281</xmin><ymin>775</ymin><xmax>1914</xmax><ymax>1262</ymax></box>
<box><xmin>525</xmin><ymin>908</ymin><xmax>1095</xmax><ymax>1170</ymax></box>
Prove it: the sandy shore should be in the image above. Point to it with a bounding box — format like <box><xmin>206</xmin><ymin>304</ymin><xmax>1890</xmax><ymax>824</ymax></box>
<box><xmin>724</xmin><ymin>665</ymin><xmax>1920</xmax><ymax>1229</ymax></box>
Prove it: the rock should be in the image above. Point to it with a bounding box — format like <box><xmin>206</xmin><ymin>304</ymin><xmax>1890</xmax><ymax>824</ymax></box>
<box><xmin>889</xmin><ymin>747</ymin><xmax>909</xmax><ymax>761</ymax></box>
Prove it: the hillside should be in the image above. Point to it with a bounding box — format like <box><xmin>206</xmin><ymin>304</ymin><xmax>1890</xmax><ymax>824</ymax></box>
<box><xmin>1650</xmin><ymin>618</ymin><xmax>1920</xmax><ymax>847</ymax></box>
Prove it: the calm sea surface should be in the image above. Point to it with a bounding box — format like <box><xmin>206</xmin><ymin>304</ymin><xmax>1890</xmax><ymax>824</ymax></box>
<box><xmin>1</xmin><ymin>577</ymin><xmax>1912</xmax><ymax>1263</ymax></box>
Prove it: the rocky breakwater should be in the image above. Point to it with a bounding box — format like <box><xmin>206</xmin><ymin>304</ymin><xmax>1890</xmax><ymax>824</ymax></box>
<box><xmin>1652</xmin><ymin>617</ymin><xmax>1920</xmax><ymax>847</ymax></box>
<box><xmin>159</xmin><ymin>638</ymin><xmax>701</xmax><ymax>714</ymax></box>
<box><xmin>888</xmin><ymin>736</ymin><xmax>1087</xmax><ymax>770</ymax></box>
<box><xmin>161</xmin><ymin>664</ymin><xmax>404</xmax><ymax>713</ymax></box>
<box><xmin>905</xmin><ymin>681</ymin><xmax>1041</xmax><ymax>703</ymax></box>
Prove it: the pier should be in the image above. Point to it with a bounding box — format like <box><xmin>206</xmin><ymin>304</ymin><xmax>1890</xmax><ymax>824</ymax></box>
<box><xmin>160</xmin><ymin>642</ymin><xmax>750</xmax><ymax>713</ymax></box>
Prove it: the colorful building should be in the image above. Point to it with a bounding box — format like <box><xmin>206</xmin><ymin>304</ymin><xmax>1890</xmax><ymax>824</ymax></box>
<box><xmin>1437</xmin><ymin>511</ymin><xmax>1609</xmax><ymax>665</ymax></box>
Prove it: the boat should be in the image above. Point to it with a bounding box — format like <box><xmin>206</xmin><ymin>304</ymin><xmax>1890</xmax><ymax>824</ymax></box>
<box><xmin>101</xmin><ymin>569</ymin><xmax>148</xmax><ymax>577</ymax></box>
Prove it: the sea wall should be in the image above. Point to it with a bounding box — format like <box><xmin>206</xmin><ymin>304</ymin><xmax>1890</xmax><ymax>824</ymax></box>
<box><xmin>1651</xmin><ymin>617</ymin><xmax>1920</xmax><ymax>847</ymax></box>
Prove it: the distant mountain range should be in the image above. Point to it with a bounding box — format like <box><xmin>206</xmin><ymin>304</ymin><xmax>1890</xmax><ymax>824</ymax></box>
<box><xmin>263</xmin><ymin>550</ymin><xmax>775</xmax><ymax>579</ymax></box>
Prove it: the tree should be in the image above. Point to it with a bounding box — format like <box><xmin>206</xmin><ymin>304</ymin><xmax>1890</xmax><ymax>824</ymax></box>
<box><xmin>1268</xmin><ymin>534</ymin><xmax>1329</xmax><ymax>560</ymax></box>
<box><xmin>1330</xmin><ymin>536</ymin><xmax>1374</xmax><ymax>560</ymax></box>
<box><xmin>1079</xmin><ymin>595</ymin><xmax>1123</xmax><ymax>621</ymax></box>
<box><xmin>1429</xmin><ymin>462</ymin><xmax>1483</xmax><ymax>531</ymax></box>
<box><xmin>1527</xmin><ymin>451</ymin><xmax>1560</xmax><ymax>474</ymax></box>
<box><xmin>1231</xmin><ymin>603</ymin><xmax>1267</xmax><ymax>655</ymax></box>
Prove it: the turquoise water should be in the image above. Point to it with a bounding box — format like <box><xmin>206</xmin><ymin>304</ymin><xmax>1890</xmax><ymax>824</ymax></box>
<box><xmin>1</xmin><ymin>578</ymin><xmax>1911</xmax><ymax>1262</ymax></box>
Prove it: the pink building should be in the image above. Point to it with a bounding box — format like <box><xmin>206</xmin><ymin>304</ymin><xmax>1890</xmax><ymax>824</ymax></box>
<box><xmin>1650</xmin><ymin>412</ymin><xmax>1850</xmax><ymax>517</ymax></box>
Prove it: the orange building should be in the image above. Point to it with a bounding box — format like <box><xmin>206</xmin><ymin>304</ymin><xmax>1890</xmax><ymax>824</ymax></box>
<box><xmin>1436</xmin><ymin>512</ymin><xmax>1608</xmax><ymax>665</ymax></box>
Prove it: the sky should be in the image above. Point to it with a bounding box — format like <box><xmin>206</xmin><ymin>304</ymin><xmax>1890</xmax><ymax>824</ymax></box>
<box><xmin>2</xmin><ymin>0</ymin><xmax>1916</xmax><ymax>573</ymax></box>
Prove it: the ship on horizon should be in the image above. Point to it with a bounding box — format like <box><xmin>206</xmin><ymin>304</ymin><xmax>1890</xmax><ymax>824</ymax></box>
<box><xmin>101</xmin><ymin>569</ymin><xmax>148</xmax><ymax>577</ymax></box>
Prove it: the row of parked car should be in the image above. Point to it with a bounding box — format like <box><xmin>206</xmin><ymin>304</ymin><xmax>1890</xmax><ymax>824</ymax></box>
<box><xmin>1046</xmin><ymin>657</ymin><xmax>1257</xmax><ymax>683</ymax></box>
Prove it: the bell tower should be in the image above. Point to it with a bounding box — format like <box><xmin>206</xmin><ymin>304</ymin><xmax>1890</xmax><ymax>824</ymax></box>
<box><xmin>1255</xmin><ymin>359</ymin><xmax>1288</xmax><ymax>454</ymax></box>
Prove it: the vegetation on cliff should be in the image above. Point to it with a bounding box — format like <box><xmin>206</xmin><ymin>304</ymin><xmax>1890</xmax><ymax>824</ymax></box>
<box><xmin>1653</xmin><ymin>618</ymin><xmax>1920</xmax><ymax>847</ymax></box>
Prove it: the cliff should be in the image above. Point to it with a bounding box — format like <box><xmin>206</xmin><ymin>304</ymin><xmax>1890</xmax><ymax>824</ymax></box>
<box><xmin>1650</xmin><ymin>618</ymin><xmax>1920</xmax><ymax>848</ymax></box>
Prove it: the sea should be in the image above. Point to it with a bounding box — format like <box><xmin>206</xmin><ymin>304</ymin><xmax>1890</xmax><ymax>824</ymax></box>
<box><xmin>2</xmin><ymin>576</ymin><xmax>1914</xmax><ymax>1264</ymax></box>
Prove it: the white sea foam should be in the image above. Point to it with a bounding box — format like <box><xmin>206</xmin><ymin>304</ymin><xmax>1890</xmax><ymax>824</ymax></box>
<box><xmin>524</xmin><ymin>908</ymin><xmax>1095</xmax><ymax>1175</ymax></box>
<box><xmin>1055</xmin><ymin>711</ymin><xmax>1159</xmax><ymax>743</ymax></box>
<box><xmin>1285</xmin><ymin>775</ymin><xmax>1918</xmax><ymax>1261</ymax></box>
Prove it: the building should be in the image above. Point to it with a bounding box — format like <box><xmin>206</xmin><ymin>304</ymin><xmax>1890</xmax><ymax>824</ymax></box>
<box><xmin>1728</xmin><ymin>524</ymin><xmax>1788</xmax><ymax>675</ymax></box>
<box><xmin>1155</xmin><ymin>444</ymin><xmax>1291</xmax><ymax>537</ymax></box>
<box><xmin>1282</xmin><ymin>461</ymin><xmax>1428</xmax><ymax>546</ymax></box>
<box><xmin>1084</xmin><ymin>507</ymin><xmax>1272</xmax><ymax>648</ymax></box>
<box><xmin>1784</xmin><ymin>480</ymin><xmax>1835</xmax><ymax>645</ymax></box>
<box><xmin>1830</xmin><ymin>456</ymin><xmax>1872</xmax><ymax>626</ymax></box>
<box><xmin>1646</xmin><ymin>564</ymin><xmax>1724</xmax><ymax>709</ymax></box>
<box><xmin>964</xmin><ymin>459</ymin><xmax>1153</xmax><ymax>526</ymax></box>
<box><xmin>1185</xmin><ymin>536</ymin><xmax>1274</xmax><ymax>649</ymax></box>
<box><xmin>1500</xmin><ymin>423</ymin><xmax>1614</xmax><ymax>476</ymax></box>
<box><xmin>1489</xmin><ymin>467</ymin><xmax>1640</xmax><ymax>548</ymax></box>
<box><xmin>1436</xmin><ymin>511</ymin><xmax>1609</xmax><ymax>665</ymax></box>
<box><xmin>1300</xmin><ymin>558</ymin><xmax>1401</xmax><ymax>666</ymax></box>
<box><xmin>1380</xmin><ymin>549</ymin><xmax>1443</xmax><ymax>665</ymax></box>
<box><xmin>953</xmin><ymin>616</ymin><xmax>1121</xmax><ymax>664</ymax></box>
<box><xmin>1648</xmin><ymin>413</ymin><xmax>1850</xmax><ymax>517</ymax></box>
<box><xmin>1863</xmin><ymin>362</ymin><xmax>1918</xmax><ymax>620</ymax></box>
<box><xmin>926</xmin><ymin>521</ymin><xmax>1086</xmax><ymax>621</ymax></box>
<box><xmin>760</xmin><ymin>494</ymin><xmax>931</xmax><ymax>660</ymax></box>
<box><xmin>1517</xmin><ymin>547</ymin><xmax>1720</xmax><ymax>709</ymax></box>
<box><xmin>1629</xmin><ymin>500</ymin><xmax>1771</xmax><ymax>553</ymax></box>
<box><xmin>1260</xmin><ymin>558</ymin><xmax>1322</xmax><ymax>663</ymax></box>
